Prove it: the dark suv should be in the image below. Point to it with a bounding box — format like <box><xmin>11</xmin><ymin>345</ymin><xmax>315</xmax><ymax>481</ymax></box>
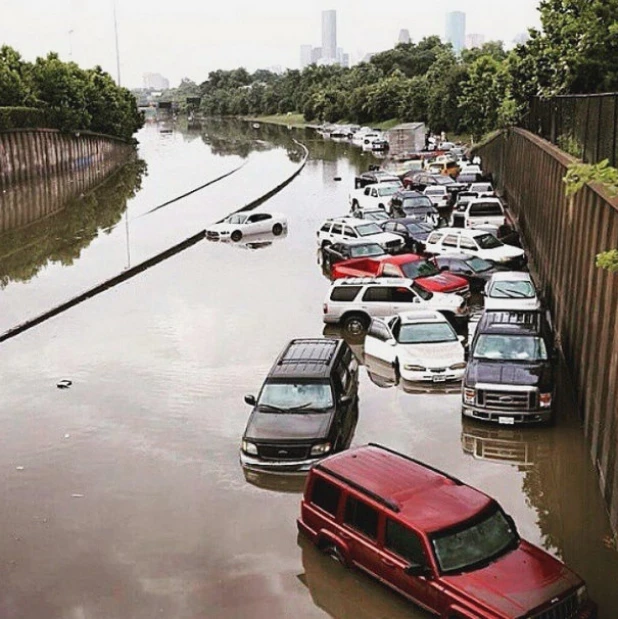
<box><xmin>388</xmin><ymin>190</ymin><xmax>437</xmax><ymax>222</ymax></box>
<box><xmin>463</xmin><ymin>310</ymin><xmax>556</xmax><ymax>425</ymax></box>
<box><xmin>240</xmin><ymin>338</ymin><xmax>359</xmax><ymax>471</ymax></box>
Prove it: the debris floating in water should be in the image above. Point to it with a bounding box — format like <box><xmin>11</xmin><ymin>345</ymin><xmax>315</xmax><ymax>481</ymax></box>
<box><xmin>57</xmin><ymin>380</ymin><xmax>72</xmax><ymax>389</ymax></box>
<box><xmin>15</xmin><ymin>466</ymin><xmax>24</xmax><ymax>471</ymax></box>
<box><xmin>71</xmin><ymin>494</ymin><xmax>84</xmax><ymax>499</ymax></box>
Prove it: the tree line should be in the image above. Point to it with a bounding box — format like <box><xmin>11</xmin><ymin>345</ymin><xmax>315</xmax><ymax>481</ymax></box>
<box><xmin>183</xmin><ymin>0</ymin><xmax>618</xmax><ymax>140</ymax></box>
<box><xmin>0</xmin><ymin>46</ymin><xmax>143</xmax><ymax>140</ymax></box>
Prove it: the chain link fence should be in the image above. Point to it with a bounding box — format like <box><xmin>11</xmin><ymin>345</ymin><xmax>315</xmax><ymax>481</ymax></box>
<box><xmin>524</xmin><ymin>94</ymin><xmax>618</xmax><ymax>166</ymax></box>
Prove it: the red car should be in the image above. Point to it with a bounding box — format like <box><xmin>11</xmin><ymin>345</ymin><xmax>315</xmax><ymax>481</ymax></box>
<box><xmin>298</xmin><ymin>444</ymin><xmax>596</xmax><ymax>619</ymax></box>
<box><xmin>331</xmin><ymin>253</ymin><xmax>470</xmax><ymax>296</ymax></box>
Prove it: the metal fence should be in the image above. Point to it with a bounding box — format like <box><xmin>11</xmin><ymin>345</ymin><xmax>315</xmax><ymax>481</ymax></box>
<box><xmin>524</xmin><ymin>94</ymin><xmax>618</xmax><ymax>166</ymax></box>
<box><xmin>476</xmin><ymin>128</ymin><xmax>618</xmax><ymax>534</ymax></box>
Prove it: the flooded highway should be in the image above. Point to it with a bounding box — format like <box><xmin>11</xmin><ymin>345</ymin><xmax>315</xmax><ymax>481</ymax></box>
<box><xmin>0</xmin><ymin>118</ymin><xmax>616</xmax><ymax>618</ymax></box>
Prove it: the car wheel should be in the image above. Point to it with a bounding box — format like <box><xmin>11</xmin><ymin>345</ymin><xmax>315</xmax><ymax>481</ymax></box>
<box><xmin>231</xmin><ymin>230</ymin><xmax>242</xmax><ymax>242</ymax></box>
<box><xmin>272</xmin><ymin>223</ymin><xmax>283</xmax><ymax>236</ymax></box>
<box><xmin>324</xmin><ymin>544</ymin><xmax>347</xmax><ymax>567</ymax></box>
<box><xmin>343</xmin><ymin>313</ymin><xmax>369</xmax><ymax>335</ymax></box>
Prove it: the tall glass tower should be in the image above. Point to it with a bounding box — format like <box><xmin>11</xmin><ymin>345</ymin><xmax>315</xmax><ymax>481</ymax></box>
<box><xmin>445</xmin><ymin>11</ymin><xmax>466</xmax><ymax>54</ymax></box>
<box><xmin>322</xmin><ymin>10</ymin><xmax>337</xmax><ymax>60</ymax></box>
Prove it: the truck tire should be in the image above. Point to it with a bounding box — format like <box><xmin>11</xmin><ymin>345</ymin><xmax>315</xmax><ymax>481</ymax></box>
<box><xmin>343</xmin><ymin>313</ymin><xmax>369</xmax><ymax>335</ymax></box>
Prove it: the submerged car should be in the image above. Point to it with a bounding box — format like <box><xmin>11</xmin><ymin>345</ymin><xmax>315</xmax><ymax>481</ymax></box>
<box><xmin>298</xmin><ymin>443</ymin><xmax>596</xmax><ymax>619</ymax></box>
<box><xmin>483</xmin><ymin>271</ymin><xmax>541</xmax><ymax>311</ymax></box>
<box><xmin>206</xmin><ymin>210</ymin><xmax>287</xmax><ymax>242</ymax></box>
<box><xmin>364</xmin><ymin>310</ymin><xmax>466</xmax><ymax>382</ymax></box>
<box><xmin>240</xmin><ymin>338</ymin><xmax>359</xmax><ymax>471</ymax></box>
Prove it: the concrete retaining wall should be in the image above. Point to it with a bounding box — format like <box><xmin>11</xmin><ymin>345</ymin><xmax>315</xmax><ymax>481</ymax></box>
<box><xmin>475</xmin><ymin>128</ymin><xmax>618</xmax><ymax>534</ymax></box>
<box><xmin>0</xmin><ymin>129</ymin><xmax>134</xmax><ymax>190</ymax></box>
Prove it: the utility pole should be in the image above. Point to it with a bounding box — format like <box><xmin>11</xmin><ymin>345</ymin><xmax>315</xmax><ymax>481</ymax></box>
<box><xmin>113</xmin><ymin>0</ymin><xmax>121</xmax><ymax>86</ymax></box>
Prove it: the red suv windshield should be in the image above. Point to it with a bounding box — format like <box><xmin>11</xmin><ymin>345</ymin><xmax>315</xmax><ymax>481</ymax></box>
<box><xmin>431</xmin><ymin>509</ymin><xmax>518</xmax><ymax>574</ymax></box>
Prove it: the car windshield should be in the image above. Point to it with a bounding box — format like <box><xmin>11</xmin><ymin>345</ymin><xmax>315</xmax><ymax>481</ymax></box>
<box><xmin>356</xmin><ymin>223</ymin><xmax>383</xmax><ymax>237</ymax></box>
<box><xmin>378</xmin><ymin>186</ymin><xmax>399</xmax><ymax>197</ymax></box>
<box><xmin>476</xmin><ymin>234</ymin><xmax>503</xmax><ymax>249</ymax></box>
<box><xmin>489</xmin><ymin>280</ymin><xmax>536</xmax><ymax>299</ymax></box>
<box><xmin>349</xmin><ymin>243</ymin><xmax>385</xmax><ymax>258</ymax></box>
<box><xmin>473</xmin><ymin>335</ymin><xmax>548</xmax><ymax>361</ymax></box>
<box><xmin>258</xmin><ymin>382</ymin><xmax>334</xmax><ymax>411</ymax></box>
<box><xmin>402</xmin><ymin>197</ymin><xmax>433</xmax><ymax>208</ymax></box>
<box><xmin>426</xmin><ymin>188</ymin><xmax>445</xmax><ymax>195</ymax></box>
<box><xmin>405</xmin><ymin>222</ymin><xmax>433</xmax><ymax>233</ymax></box>
<box><xmin>401</xmin><ymin>260</ymin><xmax>440</xmax><ymax>279</ymax></box>
<box><xmin>398</xmin><ymin>322</ymin><xmax>457</xmax><ymax>344</ymax></box>
<box><xmin>365</xmin><ymin>211</ymin><xmax>390</xmax><ymax>221</ymax></box>
<box><xmin>466</xmin><ymin>257</ymin><xmax>494</xmax><ymax>273</ymax></box>
<box><xmin>226</xmin><ymin>214</ymin><xmax>248</xmax><ymax>224</ymax></box>
<box><xmin>431</xmin><ymin>509</ymin><xmax>518</xmax><ymax>574</ymax></box>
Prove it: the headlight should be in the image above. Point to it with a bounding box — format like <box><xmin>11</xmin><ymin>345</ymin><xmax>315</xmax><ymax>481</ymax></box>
<box><xmin>463</xmin><ymin>388</ymin><xmax>475</xmax><ymax>405</ymax></box>
<box><xmin>450</xmin><ymin>362</ymin><xmax>467</xmax><ymax>370</ymax></box>
<box><xmin>310</xmin><ymin>442</ymin><xmax>331</xmax><ymax>456</ymax></box>
<box><xmin>404</xmin><ymin>364</ymin><xmax>426</xmax><ymax>371</ymax></box>
<box><xmin>241</xmin><ymin>440</ymin><xmax>258</xmax><ymax>455</ymax></box>
<box><xmin>539</xmin><ymin>392</ymin><xmax>552</xmax><ymax>408</ymax></box>
<box><xmin>576</xmin><ymin>585</ymin><xmax>588</xmax><ymax>605</ymax></box>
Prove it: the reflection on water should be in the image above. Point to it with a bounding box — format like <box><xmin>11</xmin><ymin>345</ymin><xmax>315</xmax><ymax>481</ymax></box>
<box><xmin>206</xmin><ymin>229</ymin><xmax>288</xmax><ymax>251</ymax></box>
<box><xmin>297</xmin><ymin>534</ymin><xmax>432</xmax><ymax>619</ymax></box>
<box><xmin>0</xmin><ymin>158</ymin><xmax>147</xmax><ymax>289</ymax></box>
<box><xmin>243</xmin><ymin>469</ymin><xmax>308</xmax><ymax>494</ymax></box>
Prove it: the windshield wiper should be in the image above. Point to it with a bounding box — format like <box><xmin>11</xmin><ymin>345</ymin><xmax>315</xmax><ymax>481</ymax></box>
<box><xmin>258</xmin><ymin>402</ymin><xmax>316</xmax><ymax>413</ymax></box>
<box><xmin>258</xmin><ymin>404</ymin><xmax>290</xmax><ymax>413</ymax></box>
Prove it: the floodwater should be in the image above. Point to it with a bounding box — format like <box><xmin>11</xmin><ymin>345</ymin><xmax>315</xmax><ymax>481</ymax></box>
<box><xmin>0</xmin><ymin>118</ymin><xmax>616</xmax><ymax>618</ymax></box>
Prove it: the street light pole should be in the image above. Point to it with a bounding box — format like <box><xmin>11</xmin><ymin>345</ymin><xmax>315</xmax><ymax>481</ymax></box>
<box><xmin>113</xmin><ymin>0</ymin><xmax>121</xmax><ymax>86</ymax></box>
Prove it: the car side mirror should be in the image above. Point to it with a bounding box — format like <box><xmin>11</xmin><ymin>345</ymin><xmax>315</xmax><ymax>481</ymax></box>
<box><xmin>404</xmin><ymin>563</ymin><xmax>431</xmax><ymax>578</ymax></box>
<box><xmin>244</xmin><ymin>394</ymin><xmax>256</xmax><ymax>406</ymax></box>
<box><xmin>386</xmin><ymin>338</ymin><xmax>397</xmax><ymax>346</ymax></box>
<box><xmin>458</xmin><ymin>335</ymin><xmax>466</xmax><ymax>345</ymax></box>
<box><xmin>339</xmin><ymin>394</ymin><xmax>353</xmax><ymax>404</ymax></box>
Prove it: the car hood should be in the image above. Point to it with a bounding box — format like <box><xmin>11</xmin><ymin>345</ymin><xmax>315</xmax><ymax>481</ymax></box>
<box><xmin>428</xmin><ymin>290</ymin><xmax>466</xmax><ymax>308</ymax></box>
<box><xmin>466</xmin><ymin>359</ymin><xmax>552</xmax><ymax>388</ymax></box>
<box><xmin>416</xmin><ymin>273</ymin><xmax>469</xmax><ymax>292</ymax></box>
<box><xmin>368</xmin><ymin>231</ymin><xmax>403</xmax><ymax>244</ymax></box>
<box><xmin>206</xmin><ymin>222</ymin><xmax>234</xmax><ymax>233</ymax></box>
<box><xmin>399</xmin><ymin>341</ymin><xmax>465</xmax><ymax>367</ymax></box>
<box><xmin>484</xmin><ymin>244</ymin><xmax>525</xmax><ymax>260</ymax></box>
<box><xmin>244</xmin><ymin>409</ymin><xmax>334</xmax><ymax>441</ymax></box>
<box><xmin>441</xmin><ymin>541</ymin><xmax>580</xmax><ymax>618</ymax></box>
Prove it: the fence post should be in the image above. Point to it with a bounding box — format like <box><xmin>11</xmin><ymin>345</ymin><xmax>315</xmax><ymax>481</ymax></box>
<box><xmin>613</xmin><ymin>94</ymin><xmax>618</xmax><ymax>168</ymax></box>
<box><xmin>582</xmin><ymin>97</ymin><xmax>591</xmax><ymax>163</ymax></box>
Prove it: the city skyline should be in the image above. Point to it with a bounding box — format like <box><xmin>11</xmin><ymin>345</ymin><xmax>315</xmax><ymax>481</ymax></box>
<box><xmin>0</xmin><ymin>0</ymin><xmax>542</xmax><ymax>88</ymax></box>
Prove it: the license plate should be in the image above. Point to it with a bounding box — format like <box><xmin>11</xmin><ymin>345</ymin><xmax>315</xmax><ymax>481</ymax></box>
<box><xmin>498</xmin><ymin>416</ymin><xmax>515</xmax><ymax>425</ymax></box>
<box><xmin>432</xmin><ymin>375</ymin><xmax>446</xmax><ymax>383</ymax></box>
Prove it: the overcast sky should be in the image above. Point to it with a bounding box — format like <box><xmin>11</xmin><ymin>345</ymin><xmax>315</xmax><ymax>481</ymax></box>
<box><xmin>0</xmin><ymin>0</ymin><xmax>541</xmax><ymax>89</ymax></box>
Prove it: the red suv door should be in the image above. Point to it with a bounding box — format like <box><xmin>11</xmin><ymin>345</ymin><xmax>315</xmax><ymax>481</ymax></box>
<box><xmin>380</xmin><ymin>518</ymin><xmax>441</xmax><ymax>613</ymax></box>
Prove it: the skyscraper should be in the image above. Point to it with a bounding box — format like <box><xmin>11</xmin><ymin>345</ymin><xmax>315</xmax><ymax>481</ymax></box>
<box><xmin>398</xmin><ymin>29</ymin><xmax>411</xmax><ymax>45</ymax></box>
<box><xmin>300</xmin><ymin>44</ymin><xmax>313</xmax><ymax>69</ymax></box>
<box><xmin>445</xmin><ymin>11</ymin><xmax>466</xmax><ymax>54</ymax></box>
<box><xmin>322</xmin><ymin>10</ymin><xmax>337</xmax><ymax>60</ymax></box>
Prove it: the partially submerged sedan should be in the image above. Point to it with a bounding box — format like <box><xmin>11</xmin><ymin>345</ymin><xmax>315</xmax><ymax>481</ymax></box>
<box><xmin>364</xmin><ymin>310</ymin><xmax>467</xmax><ymax>383</ymax></box>
<box><xmin>206</xmin><ymin>210</ymin><xmax>287</xmax><ymax>242</ymax></box>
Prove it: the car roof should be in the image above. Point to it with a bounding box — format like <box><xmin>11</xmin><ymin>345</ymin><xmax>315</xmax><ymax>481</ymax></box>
<box><xmin>378</xmin><ymin>253</ymin><xmax>423</xmax><ymax>265</ymax></box>
<box><xmin>394</xmin><ymin>190</ymin><xmax>425</xmax><ymax>197</ymax></box>
<box><xmin>468</xmin><ymin>197</ymin><xmax>501</xmax><ymax>205</ymax></box>
<box><xmin>488</xmin><ymin>271</ymin><xmax>534</xmax><ymax>283</ymax></box>
<box><xmin>329</xmin><ymin>217</ymin><xmax>380</xmax><ymax>225</ymax></box>
<box><xmin>315</xmin><ymin>444</ymin><xmax>494</xmax><ymax>533</ymax></box>
<box><xmin>333</xmin><ymin>239</ymin><xmax>384</xmax><ymax>247</ymax></box>
<box><xmin>269</xmin><ymin>338</ymin><xmax>343</xmax><ymax>380</ymax></box>
<box><xmin>435</xmin><ymin>252</ymin><xmax>477</xmax><ymax>261</ymax></box>
<box><xmin>430</xmin><ymin>227</ymin><xmax>491</xmax><ymax>238</ymax></box>
<box><xmin>397</xmin><ymin>310</ymin><xmax>448</xmax><ymax>324</ymax></box>
<box><xmin>476</xmin><ymin>310</ymin><xmax>545</xmax><ymax>336</ymax></box>
<box><xmin>332</xmin><ymin>277</ymin><xmax>415</xmax><ymax>287</ymax></box>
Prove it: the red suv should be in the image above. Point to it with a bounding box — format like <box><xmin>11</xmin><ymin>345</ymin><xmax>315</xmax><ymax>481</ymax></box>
<box><xmin>298</xmin><ymin>444</ymin><xmax>596</xmax><ymax>618</ymax></box>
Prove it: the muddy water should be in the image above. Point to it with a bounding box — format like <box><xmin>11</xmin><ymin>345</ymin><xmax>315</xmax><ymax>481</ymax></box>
<box><xmin>0</xmin><ymin>118</ymin><xmax>616</xmax><ymax>618</ymax></box>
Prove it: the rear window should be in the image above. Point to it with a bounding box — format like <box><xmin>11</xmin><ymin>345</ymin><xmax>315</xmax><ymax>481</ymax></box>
<box><xmin>469</xmin><ymin>202</ymin><xmax>503</xmax><ymax>217</ymax></box>
<box><xmin>331</xmin><ymin>286</ymin><xmax>362</xmax><ymax>302</ymax></box>
<box><xmin>344</xmin><ymin>496</ymin><xmax>379</xmax><ymax>539</ymax></box>
<box><xmin>310</xmin><ymin>477</ymin><xmax>340</xmax><ymax>515</ymax></box>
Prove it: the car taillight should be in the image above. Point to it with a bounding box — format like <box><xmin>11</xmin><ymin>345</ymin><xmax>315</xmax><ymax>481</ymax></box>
<box><xmin>323</xmin><ymin>303</ymin><xmax>328</xmax><ymax>314</ymax></box>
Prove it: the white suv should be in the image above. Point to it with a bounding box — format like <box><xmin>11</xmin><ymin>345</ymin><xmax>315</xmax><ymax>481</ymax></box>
<box><xmin>349</xmin><ymin>182</ymin><xmax>402</xmax><ymax>212</ymax></box>
<box><xmin>451</xmin><ymin>197</ymin><xmax>506</xmax><ymax>231</ymax></box>
<box><xmin>317</xmin><ymin>218</ymin><xmax>404</xmax><ymax>253</ymax></box>
<box><xmin>322</xmin><ymin>277</ymin><xmax>469</xmax><ymax>335</ymax></box>
<box><xmin>424</xmin><ymin>228</ymin><xmax>526</xmax><ymax>268</ymax></box>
